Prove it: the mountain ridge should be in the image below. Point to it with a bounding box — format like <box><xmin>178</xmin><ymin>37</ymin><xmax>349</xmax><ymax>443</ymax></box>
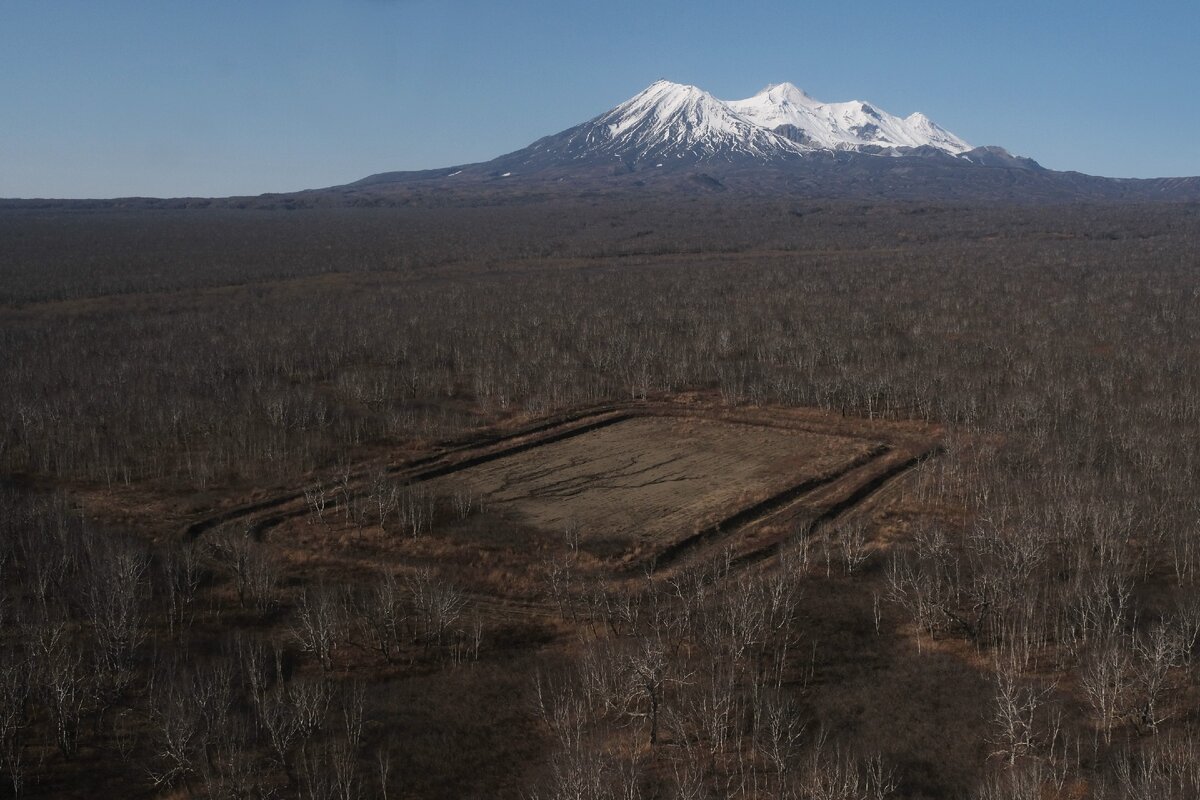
<box><xmin>726</xmin><ymin>82</ymin><xmax>972</xmax><ymax>154</ymax></box>
<box><xmin>340</xmin><ymin>79</ymin><xmax>1200</xmax><ymax>204</ymax></box>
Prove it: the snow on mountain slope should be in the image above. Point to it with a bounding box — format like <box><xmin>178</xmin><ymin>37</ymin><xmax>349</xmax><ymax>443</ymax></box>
<box><xmin>380</xmin><ymin>79</ymin><xmax>978</xmax><ymax>181</ymax></box>
<box><xmin>535</xmin><ymin>80</ymin><xmax>809</xmax><ymax>165</ymax></box>
<box><xmin>727</xmin><ymin>83</ymin><xmax>971</xmax><ymax>154</ymax></box>
<box><xmin>349</xmin><ymin>79</ymin><xmax>1200</xmax><ymax>202</ymax></box>
<box><xmin>902</xmin><ymin>111</ymin><xmax>972</xmax><ymax>154</ymax></box>
<box><xmin>725</xmin><ymin>83</ymin><xmax>823</xmax><ymax>132</ymax></box>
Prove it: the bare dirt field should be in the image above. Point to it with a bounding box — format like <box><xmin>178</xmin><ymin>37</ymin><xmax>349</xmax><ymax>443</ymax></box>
<box><xmin>201</xmin><ymin>400</ymin><xmax>943</xmax><ymax>602</ymax></box>
<box><xmin>424</xmin><ymin>415</ymin><xmax>881</xmax><ymax>560</ymax></box>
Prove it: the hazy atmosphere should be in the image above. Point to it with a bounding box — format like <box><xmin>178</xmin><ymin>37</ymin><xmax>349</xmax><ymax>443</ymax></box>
<box><xmin>3</xmin><ymin>0</ymin><xmax>1199</xmax><ymax>197</ymax></box>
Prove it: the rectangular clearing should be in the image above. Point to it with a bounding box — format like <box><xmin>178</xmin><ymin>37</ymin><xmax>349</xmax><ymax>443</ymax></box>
<box><xmin>428</xmin><ymin>415</ymin><xmax>881</xmax><ymax>557</ymax></box>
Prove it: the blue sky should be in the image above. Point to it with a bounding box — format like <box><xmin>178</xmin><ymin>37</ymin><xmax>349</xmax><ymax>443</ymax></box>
<box><xmin>2</xmin><ymin>0</ymin><xmax>1198</xmax><ymax>197</ymax></box>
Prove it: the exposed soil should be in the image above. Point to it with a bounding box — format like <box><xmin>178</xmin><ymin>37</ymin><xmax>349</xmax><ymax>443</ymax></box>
<box><xmin>424</xmin><ymin>415</ymin><xmax>879</xmax><ymax>555</ymax></box>
<box><xmin>173</xmin><ymin>400</ymin><xmax>941</xmax><ymax>614</ymax></box>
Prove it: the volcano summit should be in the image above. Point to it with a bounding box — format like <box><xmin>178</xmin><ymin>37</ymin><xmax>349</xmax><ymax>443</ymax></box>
<box><xmin>345</xmin><ymin>80</ymin><xmax>1199</xmax><ymax>202</ymax></box>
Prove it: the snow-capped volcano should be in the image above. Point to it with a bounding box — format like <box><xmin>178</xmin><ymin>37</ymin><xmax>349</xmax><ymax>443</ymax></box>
<box><xmin>515</xmin><ymin>80</ymin><xmax>808</xmax><ymax>167</ymax></box>
<box><xmin>384</xmin><ymin>80</ymin><xmax>972</xmax><ymax>177</ymax></box>
<box><xmin>503</xmin><ymin>80</ymin><xmax>971</xmax><ymax>170</ymax></box>
<box><xmin>348</xmin><ymin>78</ymin><xmax>1200</xmax><ymax>202</ymax></box>
<box><xmin>594</xmin><ymin>80</ymin><xmax>807</xmax><ymax>159</ymax></box>
<box><xmin>348</xmin><ymin>77</ymin><xmax>1200</xmax><ymax>202</ymax></box>
<box><xmin>726</xmin><ymin>82</ymin><xmax>971</xmax><ymax>154</ymax></box>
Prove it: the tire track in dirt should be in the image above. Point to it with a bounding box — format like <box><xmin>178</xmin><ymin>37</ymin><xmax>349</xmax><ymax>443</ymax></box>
<box><xmin>725</xmin><ymin>442</ymin><xmax>945</xmax><ymax>575</ymax></box>
<box><xmin>182</xmin><ymin>404</ymin><xmax>631</xmax><ymax>540</ymax></box>
<box><xmin>178</xmin><ymin>401</ymin><xmax>942</xmax><ymax>630</ymax></box>
<box><xmin>642</xmin><ymin>443</ymin><xmax>890</xmax><ymax>572</ymax></box>
<box><xmin>465</xmin><ymin>442</ymin><xmax>943</xmax><ymax>626</ymax></box>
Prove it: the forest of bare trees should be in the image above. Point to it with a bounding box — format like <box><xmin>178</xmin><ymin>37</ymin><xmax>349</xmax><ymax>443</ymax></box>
<box><xmin>1</xmin><ymin>198</ymin><xmax>1199</xmax><ymax>798</ymax></box>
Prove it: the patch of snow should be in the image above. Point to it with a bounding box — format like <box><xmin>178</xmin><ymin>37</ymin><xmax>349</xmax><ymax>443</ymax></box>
<box><xmin>531</xmin><ymin>79</ymin><xmax>970</xmax><ymax>167</ymax></box>
<box><xmin>726</xmin><ymin>83</ymin><xmax>971</xmax><ymax>154</ymax></box>
<box><xmin>575</xmin><ymin>80</ymin><xmax>809</xmax><ymax>162</ymax></box>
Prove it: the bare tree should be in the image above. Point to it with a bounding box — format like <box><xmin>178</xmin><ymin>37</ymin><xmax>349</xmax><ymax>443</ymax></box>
<box><xmin>162</xmin><ymin>540</ymin><xmax>205</xmax><ymax>636</ymax></box>
<box><xmin>1130</xmin><ymin>623</ymin><xmax>1182</xmax><ymax>733</ymax></box>
<box><xmin>398</xmin><ymin>485</ymin><xmax>435</xmax><ymax>539</ymax></box>
<box><xmin>799</xmin><ymin>738</ymin><xmax>897</xmax><ymax>800</ymax></box>
<box><xmin>145</xmin><ymin>657</ymin><xmax>209</xmax><ymax>791</ymax></box>
<box><xmin>987</xmin><ymin>658</ymin><xmax>1054</xmax><ymax>767</ymax></box>
<box><xmin>1079</xmin><ymin>636</ymin><xmax>1132</xmax><ymax>745</ymax></box>
<box><xmin>259</xmin><ymin>683</ymin><xmax>303</xmax><ymax>771</ymax></box>
<box><xmin>305</xmin><ymin>481</ymin><xmax>331</xmax><ymax>527</ymax></box>
<box><xmin>545</xmin><ymin>556</ymin><xmax>576</xmax><ymax>620</ymax></box>
<box><xmin>1169</xmin><ymin>592</ymin><xmax>1200</xmax><ymax>668</ymax></box>
<box><xmin>831</xmin><ymin>518</ymin><xmax>872</xmax><ymax>575</ymax></box>
<box><xmin>292</xmin><ymin>585</ymin><xmax>347</xmax><ymax>671</ymax></box>
<box><xmin>885</xmin><ymin>539</ymin><xmax>939</xmax><ymax>652</ymax></box>
<box><xmin>758</xmin><ymin>693</ymin><xmax>806</xmax><ymax>782</ymax></box>
<box><xmin>972</xmin><ymin>759</ymin><xmax>1052</xmax><ymax>800</ymax></box>
<box><xmin>259</xmin><ymin>669</ymin><xmax>331</xmax><ymax>783</ymax></box>
<box><xmin>1111</xmin><ymin>730</ymin><xmax>1200</xmax><ymax>800</ymax></box>
<box><xmin>208</xmin><ymin>525</ymin><xmax>277</xmax><ymax>609</ymax></box>
<box><xmin>291</xmin><ymin>674</ymin><xmax>332</xmax><ymax>744</ymax></box>
<box><xmin>375</xmin><ymin>735</ymin><xmax>397</xmax><ymax>800</ymax></box>
<box><xmin>450</xmin><ymin>485</ymin><xmax>479</xmax><ymax>520</ymax></box>
<box><xmin>407</xmin><ymin>569</ymin><xmax>465</xmax><ymax>648</ymax></box>
<box><xmin>297</xmin><ymin>741</ymin><xmax>336</xmax><ymax>800</ymax></box>
<box><xmin>37</xmin><ymin>637</ymin><xmax>91</xmax><ymax>759</ymax></box>
<box><xmin>80</xmin><ymin>537</ymin><xmax>148</xmax><ymax>693</ymax></box>
<box><xmin>332</xmin><ymin>681</ymin><xmax>367</xmax><ymax>800</ymax></box>
<box><xmin>0</xmin><ymin>648</ymin><xmax>29</xmax><ymax>797</ymax></box>
<box><xmin>371</xmin><ymin>473</ymin><xmax>400</xmax><ymax>532</ymax></box>
<box><xmin>622</xmin><ymin>634</ymin><xmax>673</xmax><ymax>746</ymax></box>
<box><xmin>356</xmin><ymin>571</ymin><xmax>410</xmax><ymax>663</ymax></box>
<box><xmin>196</xmin><ymin>716</ymin><xmax>264</xmax><ymax>800</ymax></box>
